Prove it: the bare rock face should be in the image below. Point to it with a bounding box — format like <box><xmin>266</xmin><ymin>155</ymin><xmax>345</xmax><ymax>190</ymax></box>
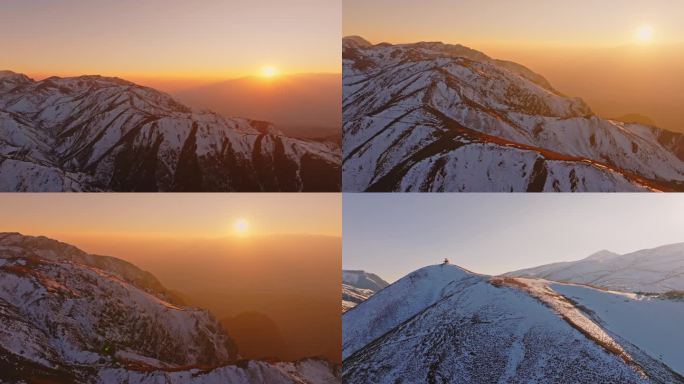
<box><xmin>342</xmin><ymin>37</ymin><xmax>684</xmax><ymax>192</ymax></box>
<box><xmin>0</xmin><ymin>72</ymin><xmax>341</xmax><ymax>192</ymax></box>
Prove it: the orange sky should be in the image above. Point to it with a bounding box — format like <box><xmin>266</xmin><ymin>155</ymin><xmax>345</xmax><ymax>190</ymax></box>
<box><xmin>1</xmin><ymin>0</ymin><xmax>341</xmax><ymax>80</ymax></box>
<box><xmin>344</xmin><ymin>0</ymin><xmax>684</xmax><ymax>47</ymax></box>
<box><xmin>0</xmin><ymin>194</ymin><xmax>341</xmax><ymax>240</ymax></box>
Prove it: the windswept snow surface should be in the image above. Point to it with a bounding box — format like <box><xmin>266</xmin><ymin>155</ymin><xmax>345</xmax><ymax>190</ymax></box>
<box><xmin>507</xmin><ymin>243</ymin><xmax>684</xmax><ymax>293</ymax></box>
<box><xmin>343</xmin><ymin>265</ymin><xmax>480</xmax><ymax>359</ymax></box>
<box><xmin>0</xmin><ymin>233</ymin><xmax>339</xmax><ymax>384</ymax></box>
<box><xmin>0</xmin><ymin>71</ymin><xmax>341</xmax><ymax>191</ymax></box>
<box><xmin>552</xmin><ymin>283</ymin><xmax>684</xmax><ymax>376</ymax></box>
<box><xmin>342</xmin><ymin>37</ymin><xmax>684</xmax><ymax>192</ymax></box>
<box><xmin>343</xmin><ymin>264</ymin><xmax>682</xmax><ymax>383</ymax></box>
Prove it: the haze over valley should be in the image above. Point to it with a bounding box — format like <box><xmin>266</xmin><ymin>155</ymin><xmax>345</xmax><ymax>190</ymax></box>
<box><xmin>0</xmin><ymin>194</ymin><xmax>342</xmax><ymax>373</ymax></box>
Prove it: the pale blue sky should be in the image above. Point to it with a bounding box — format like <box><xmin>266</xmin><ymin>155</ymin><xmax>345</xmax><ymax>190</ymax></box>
<box><xmin>344</xmin><ymin>194</ymin><xmax>684</xmax><ymax>282</ymax></box>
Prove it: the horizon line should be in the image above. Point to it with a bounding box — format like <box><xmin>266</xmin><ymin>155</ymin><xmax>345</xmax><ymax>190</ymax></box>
<box><xmin>17</xmin><ymin>70</ymin><xmax>342</xmax><ymax>83</ymax></box>
<box><xmin>343</xmin><ymin>34</ymin><xmax>684</xmax><ymax>50</ymax></box>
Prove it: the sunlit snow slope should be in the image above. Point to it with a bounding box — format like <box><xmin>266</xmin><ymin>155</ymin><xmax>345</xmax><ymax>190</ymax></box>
<box><xmin>0</xmin><ymin>71</ymin><xmax>340</xmax><ymax>192</ymax></box>
<box><xmin>342</xmin><ymin>264</ymin><xmax>683</xmax><ymax>383</ymax></box>
<box><xmin>342</xmin><ymin>36</ymin><xmax>684</xmax><ymax>192</ymax></box>
<box><xmin>0</xmin><ymin>233</ymin><xmax>339</xmax><ymax>384</ymax></box>
<box><xmin>342</xmin><ymin>270</ymin><xmax>388</xmax><ymax>312</ymax></box>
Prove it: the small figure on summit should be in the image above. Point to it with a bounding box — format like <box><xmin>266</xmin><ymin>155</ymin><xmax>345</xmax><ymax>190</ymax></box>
<box><xmin>443</xmin><ymin>258</ymin><xmax>449</xmax><ymax>265</ymax></box>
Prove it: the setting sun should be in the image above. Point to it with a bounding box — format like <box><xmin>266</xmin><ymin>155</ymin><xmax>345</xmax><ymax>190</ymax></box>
<box><xmin>636</xmin><ymin>24</ymin><xmax>654</xmax><ymax>43</ymax></box>
<box><xmin>233</xmin><ymin>218</ymin><xmax>250</xmax><ymax>235</ymax></box>
<box><xmin>260</xmin><ymin>66</ymin><xmax>278</xmax><ymax>78</ymax></box>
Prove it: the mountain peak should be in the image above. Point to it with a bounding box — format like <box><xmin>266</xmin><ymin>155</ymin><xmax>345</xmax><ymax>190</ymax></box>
<box><xmin>0</xmin><ymin>232</ymin><xmax>180</xmax><ymax>304</ymax></box>
<box><xmin>408</xmin><ymin>263</ymin><xmax>477</xmax><ymax>280</ymax></box>
<box><xmin>343</xmin><ymin>263</ymin><xmax>485</xmax><ymax>360</ymax></box>
<box><xmin>343</xmin><ymin>35</ymin><xmax>372</xmax><ymax>49</ymax></box>
<box><xmin>0</xmin><ymin>70</ymin><xmax>28</xmax><ymax>79</ymax></box>
<box><xmin>0</xmin><ymin>70</ymin><xmax>33</xmax><ymax>89</ymax></box>
<box><xmin>507</xmin><ymin>242</ymin><xmax>684</xmax><ymax>293</ymax></box>
<box><xmin>342</xmin><ymin>269</ymin><xmax>389</xmax><ymax>290</ymax></box>
<box><xmin>584</xmin><ymin>249</ymin><xmax>620</xmax><ymax>261</ymax></box>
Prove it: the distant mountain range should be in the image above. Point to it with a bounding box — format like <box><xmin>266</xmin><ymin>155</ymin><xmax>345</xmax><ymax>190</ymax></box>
<box><xmin>107</xmin><ymin>234</ymin><xmax>342</xmax><ymax>364</ymax></box>
<box><xmin>0</xmin><ymin>70</ymin><xmax>340</xmax><ymax>191</ymax></box>
<box><xmin>342</xmin><ymin>270</ymin><xmax>388</xmax><ymax>312</ymax></box>
<box><xmin>0</xmin><ymin>233</ymin><xmax>339</xmax><ymax>383</ymax></box>
<box><xmin>507</xmin><ymin>243</ymin><xmax>684</xmax><ymax>294</ymax></box>
<box><xmin>173</xmin><ymin>73</ymin><xmax>341</xmax><ymax>139</ymax></box>
<box><xmin>343</xmin><ymin>243</ymin><xmax>684</xmax><ymax>382</ymax></box>
<box><xmin>342</xmin><ymin>36</ymin><xmax>684</xmax><ymax>191</ymax></box>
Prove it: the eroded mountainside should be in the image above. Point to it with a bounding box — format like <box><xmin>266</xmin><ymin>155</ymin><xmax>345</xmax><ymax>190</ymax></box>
<box><xmin>0</xmin><ymin>71</ymin><xmax>340</xmax><ymax>191</ymax></box>
<box><xmin>0</xmin><ymin>233</ymin><xmax>338</xmax><ymax>384</ymax></box>
<box><xmin>342</xmin><ymin>270</ymin><xmax>388</xmax><ymax>312</ymax></box>
<box><xmin>342</xmin><ymin>36</ymin><xmax>684</xmax><ymax>192</ymax></box>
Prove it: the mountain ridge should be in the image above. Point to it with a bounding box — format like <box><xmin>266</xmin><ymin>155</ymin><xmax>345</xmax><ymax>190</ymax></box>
<box><xmin>0</xmin><ymin>71</ymin><xmax>341</xmax><ymax>191</ymax></box>
<box><xmin>342</xmin><ymin>37</ymin><xmax>684</xmax><ymax>192</ymax></box>
<box><xmin>506</xmin><ymin>242</ymin><xmax>684</xmax><ymax>293</ymax></box>
<box><xmin>342</xmin><ymin>263</ymin><xmax>683</xmax><ymax>383</ymax></box>
<box><xmin>341</xmin><ymin>269</ymin><xmax>389</xmax><ymax>312</ymax></box>
<box><xmin>0</xmin><ymin>232</ymin><xmax>339</xmax><ymax>383</ymax></box>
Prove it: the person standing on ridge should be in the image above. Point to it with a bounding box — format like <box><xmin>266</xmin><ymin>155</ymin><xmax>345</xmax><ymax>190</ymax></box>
<box><xmin>443</xmin><ymin>258</ymin><xmax>449</xmax><ymax>265</ymax></box>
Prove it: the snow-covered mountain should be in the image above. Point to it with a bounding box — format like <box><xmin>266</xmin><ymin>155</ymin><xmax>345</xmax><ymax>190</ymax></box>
<box><xmin>342</xmin><ymin>270</ymin><xmax>388</xmax><ymax>312</ymax></box>
<box><xmin>0</xmin><ymin>70</ymin><xmax>340</xmax><ymax>191</ymax></box>
<box><xmin>342</xmin><ymin>270</ymin><xmax>388</xmax><ymax>292</ymax></box>
<box><xmin>0</xmin><ymin>233</ymin><xmax>339</xmax><ymax>383</ymax></box>
<box><xmin>343</xmin><ymin>264</ymin><xmax>683</xmax><ymax>383</ymax></box>
<box><xmin>506</xmin><ymin>243</ymin><xmax>684</xmax><ymax>293</ymax></box>
<box><xmin>342</xmin><ymin>36</ymin><xmax>684</xmax><ymax>192</ymax></box>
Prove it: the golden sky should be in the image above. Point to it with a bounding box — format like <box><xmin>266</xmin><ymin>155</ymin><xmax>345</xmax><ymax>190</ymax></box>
<box><xmin>1</xmin><ymin>0</ymin><xmax>341</xmax><ymax>80</ymax></box>
<box><xmin>344</xmin><ymin>0</ymin><xmax>684</xmax><ymax>47</ymax></box>
<box><xmin>0</xmin><ymin>194</ymin><xmax>341</xmax><ymax>240</ymax></box>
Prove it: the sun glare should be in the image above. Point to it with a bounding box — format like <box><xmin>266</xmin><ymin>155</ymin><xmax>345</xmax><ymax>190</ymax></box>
<box><xmin>635</xmin><ymin>25</ymin><xmax>654</xmax><ymax>43</ymax></box>
<box><xmin>233</xmin><ymin>218</ymin><xmax>250</xmax><ymax>235</ymax></box>
<box><xmin>260</xmin><ymin>66</ymin><xmax>278</xmax><ymax>78</ymax></box>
